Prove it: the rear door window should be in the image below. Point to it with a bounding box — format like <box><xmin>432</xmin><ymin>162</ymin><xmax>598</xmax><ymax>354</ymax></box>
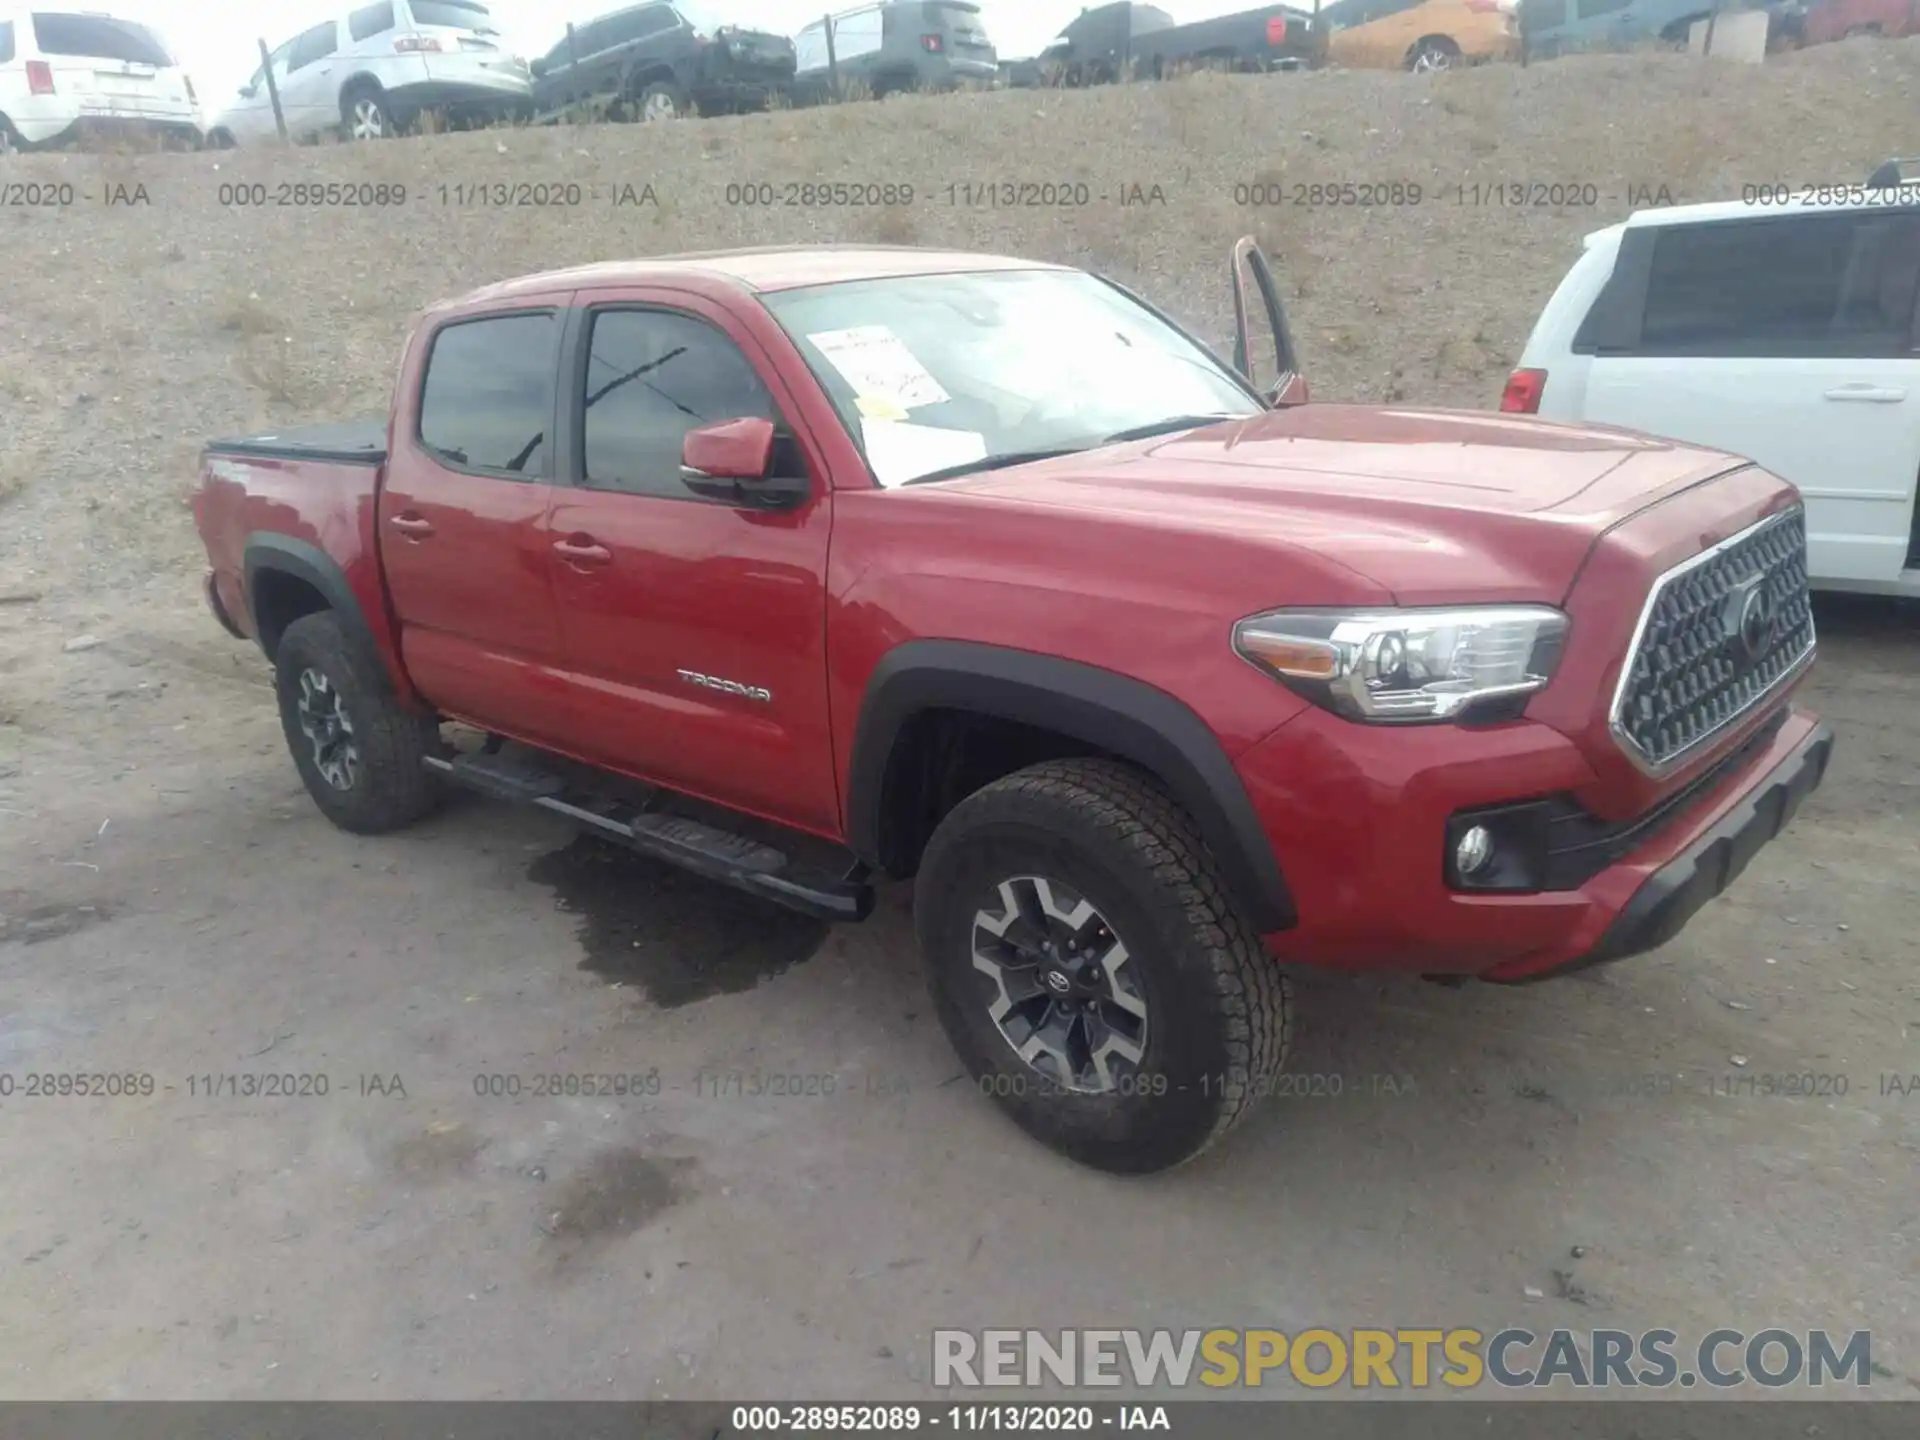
<box><xmin>348</xmin><ymin>3</ymin><xmax>397</xmax><ymax>42</ymax></box>
<box><xmin>418</xmin><ymin>313</ymin><xmax>559</xmax><ymax>477</ymax></box>
<box><xmin>404</xmin><ymin>0</ymin><xmax>499</xmax><ymax>32</ymax></box>
<box><xmin>0</xmin><ymin>21</ymin><xmax>13</xmax><ymax>64</ymax></box>
<box><xmin>926</xmin><ymin>2</ymin><xmax>991</xmax><ymax>45</ymax></box>
<box><xmin>1637</xmin><ymin>211</ymin><xmax>1920</xmax><ymax>358</ymax></box>
<box><xmin>29</xmin><ymin>12</ymin><xmax>174</xmax><ymax>65</ymax></box>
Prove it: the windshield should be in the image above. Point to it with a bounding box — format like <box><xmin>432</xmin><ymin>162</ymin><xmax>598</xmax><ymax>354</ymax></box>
<box><xmin>762</xmin><ymin>269</ymin><xmax>1261</xmax><ymax>487</ymax></box>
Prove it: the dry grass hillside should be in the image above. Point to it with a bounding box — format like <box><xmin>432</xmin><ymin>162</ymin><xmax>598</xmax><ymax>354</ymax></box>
<box><xmin>2</xmin><ymin>38</ymin><xmax>1917</xmax><ymax>606</ymax></box>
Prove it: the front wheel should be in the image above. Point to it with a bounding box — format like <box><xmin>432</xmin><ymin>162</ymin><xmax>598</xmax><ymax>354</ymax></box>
<box><xmin>1407</xmin><ymin>36</ymin><xmax>1461</xmax><ymax>71</ymax></box>
<box><xmin>273</xmin><ymin>611</ymin><xmax>442</xmax><ymax>834</ymax></box>
<box><xmin>914</xmin><ymin>759</ymin><xmax>1292</xmax><ymax>1174</ymax></box>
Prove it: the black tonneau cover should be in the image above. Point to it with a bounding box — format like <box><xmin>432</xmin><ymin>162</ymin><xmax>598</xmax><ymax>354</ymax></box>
<box><xmin>205</xmin><ymin>418</ymin><xmax>387</xmax><ymax>466</ymax></box>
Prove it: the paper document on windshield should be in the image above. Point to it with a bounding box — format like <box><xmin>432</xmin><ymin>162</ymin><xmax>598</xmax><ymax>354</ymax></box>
<box><xmin>860</xmin><ymin>418</ymin><xmax>987</xmax><ymax>487</ymax></box>
<box><xmin>807</xmin><ymin>325</ymin><xmax>951</xmax><ymax>410</ymax></box>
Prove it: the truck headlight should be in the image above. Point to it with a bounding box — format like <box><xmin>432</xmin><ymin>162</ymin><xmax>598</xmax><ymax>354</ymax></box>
<box><xmin>1233</xmin><ymin>606</ymin><xmax>1569</xmax><ymax>723</ymax></box>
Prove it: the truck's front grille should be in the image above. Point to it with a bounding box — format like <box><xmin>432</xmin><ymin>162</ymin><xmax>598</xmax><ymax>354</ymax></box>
<box><xmin>1611</xmin><ymin>507</ymin><xmax>1814</xmax><ymax>775</ymax></box>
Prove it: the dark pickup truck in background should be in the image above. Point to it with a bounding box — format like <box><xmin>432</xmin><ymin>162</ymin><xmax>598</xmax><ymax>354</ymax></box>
<box><xmin>1026</xmin><ymin>1</ymin><xmax>1321</xmax><ymax>84</ymax></box>
<box><xmin>528</xmin><ymin>0</ymin><xmax>794</xmax><ymax>120</ymax></box>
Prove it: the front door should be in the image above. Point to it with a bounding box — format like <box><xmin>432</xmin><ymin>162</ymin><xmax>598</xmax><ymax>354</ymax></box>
<box><xmin>377</xmin><ymin>300</ymin><xmax>574</xmax><ymax>743</ymax></box>
<box><xmin>542</xmin><ymin>291</ymin><xmax>840</xmax><ymax>835</ymax></box>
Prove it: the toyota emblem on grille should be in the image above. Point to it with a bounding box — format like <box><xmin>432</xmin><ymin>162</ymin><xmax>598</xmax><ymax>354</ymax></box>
<box><xmin>1723</xmin><ymin>576</ymin><xmax>1779</xmax><ymax>667</ymax></box>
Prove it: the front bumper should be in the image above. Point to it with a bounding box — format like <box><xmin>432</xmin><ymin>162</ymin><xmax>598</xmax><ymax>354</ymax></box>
<box><xmin>1236</xmin><ymin>701</ymin><xmax>1829</xmax><ymax>978</ymax></box>
<box><xmin>1484</xmin><ymin>720</ymin><xmax>1832</xmax><ymax>981</ymax></box>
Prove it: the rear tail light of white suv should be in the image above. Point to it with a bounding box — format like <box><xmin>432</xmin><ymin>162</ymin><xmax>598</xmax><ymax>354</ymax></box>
<box><xmin>1500</xmin><ymin>367</ymin><xmax>1546</xmax><ymax>414</ymax></box>
<box><xmin>26</xmin><ymin>59</ymin><xmax>55</xmax><ymax>94</ymax></box>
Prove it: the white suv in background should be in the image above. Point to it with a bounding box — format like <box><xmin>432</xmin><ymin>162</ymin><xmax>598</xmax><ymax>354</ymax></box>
<box><xmin>206</xmin><ymin>0</ymin><xmax>531</xmax><ymax>145</ymax></box>
<box><xmin>0</xmin><ymin>8</ymin><xmax>201</xmax><ymax>152</ymax></box>
<box><xmin>1506</xmin><ymin>171</ymin><xmax>1920</xmax><ymax>598</ymax></box>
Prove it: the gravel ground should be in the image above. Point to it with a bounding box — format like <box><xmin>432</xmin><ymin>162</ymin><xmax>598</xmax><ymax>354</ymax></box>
<box><xmin>0</xmin><ymin>40</ymin><xmax>1918</xmax><ymax>1403</ymax></box>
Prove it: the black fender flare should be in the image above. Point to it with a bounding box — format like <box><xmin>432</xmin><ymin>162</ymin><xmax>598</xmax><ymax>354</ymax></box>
<box><xmin>242</xmin><ymin>534</ymin><xmax>390</xmax><ymax>690</ymax></box>
<box><xmin>846</xmin><ymin>640</ymin><xmax>1296</xmax><ymax>932</ymax></box>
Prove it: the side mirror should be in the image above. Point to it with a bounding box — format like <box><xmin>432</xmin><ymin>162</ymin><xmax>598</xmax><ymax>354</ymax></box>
<box><xmin>529</xmin><ymin>57</ymin><xmax>548</xmax><ymax>77</ymax></box>
<box><xmin>680</xmin><ymin>418</ymin><xmax>807</xmax><ymax>508</ymax></box>
<box><xmin>1230</xmin><ymin>235</ymin><xmax>1307</xmax><ymax>408</ymax></box>
<box><xmin>239</xmin><ymin>83</ymin><xmax>257</xmax><ymax>97</ymax></box>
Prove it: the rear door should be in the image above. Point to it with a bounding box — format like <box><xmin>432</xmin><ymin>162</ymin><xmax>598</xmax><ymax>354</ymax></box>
<box><xmin>377</xmin><ymin>301</ymin><xmax>575</xmax><ymax>743</ymax></box>
<box><xmin>541</xmin><ymin>290</ymin><xmax>840</xmax><ymax>833</ymax></box>
<box><xmin>395</xmin><ymin>0</ymin><xmax>521</xmax><ymax>91</ymax></box>
<box><xmin>923</xmin><ymin>2</ymin><xmax>998</xmax><ymax>65</ymax></box>
<box><xmin>26</xmin><ymin>11</ymin><xmax>195</xmax><ymax>123</ymax></box>
<box><xmin>1579</xmin><ymin>207</ymin><xmax>1920</xmax><ymax>588</ymax></box>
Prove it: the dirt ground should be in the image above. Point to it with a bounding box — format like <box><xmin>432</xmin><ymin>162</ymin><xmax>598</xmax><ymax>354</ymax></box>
<box><xmin>2</xmin><ymin>41</ymin><xmax>1919</xmax><ymax>1402</ymax></box>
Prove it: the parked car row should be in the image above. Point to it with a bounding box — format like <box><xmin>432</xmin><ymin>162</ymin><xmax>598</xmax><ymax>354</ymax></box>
<box><xmin>0</xmin><ymin>0</ymin><xmax>1913</xmax><ymax>152</ymax></box>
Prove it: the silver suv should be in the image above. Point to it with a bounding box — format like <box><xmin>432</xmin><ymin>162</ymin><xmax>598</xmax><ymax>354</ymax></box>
<box><xmin>206</xmin><ymin>0</ymin><xmax>531</xmax><ymax>145</ymax></box>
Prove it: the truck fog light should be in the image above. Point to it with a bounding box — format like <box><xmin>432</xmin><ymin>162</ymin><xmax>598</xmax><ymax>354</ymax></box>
<box><xmin>1455</xmin><ymin>824</ymin><xmax>1494</xmax><ymax>877</ymax></box>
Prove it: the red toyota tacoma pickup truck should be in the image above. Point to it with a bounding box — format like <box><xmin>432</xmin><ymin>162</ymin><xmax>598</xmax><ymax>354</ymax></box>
<box><xmin>192</xmin><ymin>240</ymin><xmax>1832</xmax><ymax>1173</ymax></box>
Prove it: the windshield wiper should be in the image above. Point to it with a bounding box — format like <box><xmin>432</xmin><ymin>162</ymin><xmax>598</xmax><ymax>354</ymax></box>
<box><xmin>898</xmin><ymin>448</ymin><xmax>1083</xmax><ymax>487</ymax></box>
<box><xmin>1097</xmin><ymin>414</ymin><xmax>1244</xmax><ymax>446</ymax></box>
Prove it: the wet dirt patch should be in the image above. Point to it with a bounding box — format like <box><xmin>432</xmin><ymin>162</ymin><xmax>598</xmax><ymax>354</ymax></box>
<box><xmin>528</xmin><ymin>835</ymin><xmax>829</xmax><ymax>1007</ymax></box>
<box><xmin>538</xmin><ymin>1146</ymin><xmax>697</xmax><ymax>1272</ymax></box>
<box><xmin>0</xmin><ymin>900</ymin><xmax>110</xmax><ymax>946</ymax></box>
<box><xmin>383</xmin><ymin>1121</ymin><xmax>487</xmax><ymax>1185</ymax></box>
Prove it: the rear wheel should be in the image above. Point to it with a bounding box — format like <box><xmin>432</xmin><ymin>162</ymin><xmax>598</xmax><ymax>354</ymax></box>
<box><xmin>273</xmin><ymin>612</ymin><xmax>442</xmax><ymax>834</ymax></box>
<box><xmin>914</xmin><ymin>759</ymin><xmax>1292</xmax><ymax>1174</ymax></box>
<box><xmin>0</xmin><ymin>117</ymin><xmax>24</xmax><ymax>156</ymax></box>
<box><xmin>1406</xmin><ymin>36</ymin><xmax>1461</xmax><ymax>70</ymax></box>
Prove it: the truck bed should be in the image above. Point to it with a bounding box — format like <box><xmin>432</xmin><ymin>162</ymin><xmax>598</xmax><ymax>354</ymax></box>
<box><xmin>205</xmin><ymin>418</ymin><xmax>388</xmax><ymax>466</ymax></box>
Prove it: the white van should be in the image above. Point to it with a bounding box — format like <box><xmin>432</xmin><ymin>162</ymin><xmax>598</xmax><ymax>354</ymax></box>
<box><xmin>206</xmin><ymin>0</ymin><xmax>530</xmax><ymax>145</ymax></box>
<box><xmin>1506</xmin><ymin>170</ymin><xmax>1920</xmax><ymax>598</ymax></box>
<box><xmin>0</xmin><ymin>8</ymin><xmax>200</xmax><ymax>152</ymax></box>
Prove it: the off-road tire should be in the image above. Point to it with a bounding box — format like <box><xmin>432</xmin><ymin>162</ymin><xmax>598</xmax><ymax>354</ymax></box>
<box><xmin>915</xmin><ymin>758</ymin><xmax>1292</xmax><ymax>1174</ymax></box>
<box><xmin>273</xmin><ymin>611</ymin><xmax>442</xmax><ymax>834</ymax></box>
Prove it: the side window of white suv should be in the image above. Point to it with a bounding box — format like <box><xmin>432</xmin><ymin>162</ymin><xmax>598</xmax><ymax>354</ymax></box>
<box><xmin>1633</xmin><ymin>212</ymin><xmax>1920</xmax><ymax>359</ymax></box>
<box><xmin>0</xmin><ymin>20</ymin><xmax>13</xmax><ymax>64</ymax></box>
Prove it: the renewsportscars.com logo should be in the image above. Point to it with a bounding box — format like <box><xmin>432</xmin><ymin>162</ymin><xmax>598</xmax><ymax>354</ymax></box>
<box><xmin>932</xmin><ymin>1327</ymin><xmax>1875</xmax><ymax>1391</ymax></box>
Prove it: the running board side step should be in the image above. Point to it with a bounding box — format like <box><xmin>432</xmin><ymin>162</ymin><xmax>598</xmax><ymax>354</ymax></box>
<box><xmin>424</xmin><ymin>752</ymin><xmax>875</xmax><ymax>923</ymax></box>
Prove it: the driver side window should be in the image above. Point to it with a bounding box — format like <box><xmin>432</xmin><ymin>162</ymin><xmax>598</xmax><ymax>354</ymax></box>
<box><xmin>580</xmin><ymin>309</ymin><xmax>803</xmax><ymax>500</ymax></box>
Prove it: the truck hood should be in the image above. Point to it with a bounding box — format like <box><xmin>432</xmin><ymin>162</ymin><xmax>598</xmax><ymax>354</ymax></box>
<box><xmin>947</xmin><ymin>404</ymin><xmax>1752</xmax><ymax>605</ymax></box>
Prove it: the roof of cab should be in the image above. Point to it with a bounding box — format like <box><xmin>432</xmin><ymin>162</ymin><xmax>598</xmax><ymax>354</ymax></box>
<box><xmin>437</xmin><ymin>245</ymin><xmax>1068</xmax><ymax>312</ymax></box>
